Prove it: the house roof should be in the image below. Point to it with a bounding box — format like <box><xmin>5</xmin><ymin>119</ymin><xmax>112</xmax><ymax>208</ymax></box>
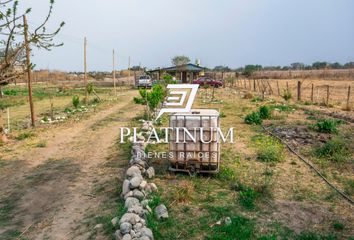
<box><xmin>148</xmin><ymin>63</ymin><xmax>205</xmax><ymax>73</ymax></box>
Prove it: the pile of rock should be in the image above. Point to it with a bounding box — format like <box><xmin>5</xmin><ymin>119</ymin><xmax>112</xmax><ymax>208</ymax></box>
<box><xmin>114</xmin><ymin>121</ymin><xmax>168</xmax><ymax>240</ymax></box>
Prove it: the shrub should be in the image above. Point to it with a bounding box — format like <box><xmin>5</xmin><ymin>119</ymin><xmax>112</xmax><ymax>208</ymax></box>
<box><xmin>134</xmin><ymin>84</ymin><xmax>166</xmax><ymax>117</ymax></box>
<box><xmin>216</xmin><ymin>165</ymin><xmax>235</xmax><ymax>181</ymax></box>
<box><xmin>259</xmin><ymin>106</ymin><xmax>271</xmax><ymax>119</ymax></box>
<box><xmin>16</xmin><ymin>132</ymin><xmax>35</xmax><ymax>140</ymax></box>
<box><xmin>244</xmin><ymin>112</ymin><xmax>262</xmax><ymax>125</ymax></box>
<box><xmin>282</xmin><ymin>89</ymin><xmax>292</xmax><ymax>101</ymax></box>
<box><xmin>72</xmin><ymin>95</ymin><xmax>80</xmax><ymax>108</ymax></box>
<box><xmin>315</xmin><ymin>137</ymin><xmax>351</xmax><ymax>163</ymax></box>
<box><xmin>315</xmin><ymin>119</ymin><xmax>339</xmax><ymax>133</ymax></box>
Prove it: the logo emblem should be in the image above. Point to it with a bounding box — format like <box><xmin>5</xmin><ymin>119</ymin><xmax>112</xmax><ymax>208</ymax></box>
<box><xmin>156</xmin><ymin>84</ymin><xmax>199</xmax><ymax>120</ymax></box>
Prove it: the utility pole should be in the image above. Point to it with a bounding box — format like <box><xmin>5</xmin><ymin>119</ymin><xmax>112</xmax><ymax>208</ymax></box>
<box><xmin>128</xmin><ymin>56</ymin><xmax>131</xmax><ymax>84</ymax></box>
<box><xmin>84</xmin><ymin>37</ymin><xmax>88</xmax><ymax>103</ymax></box>
<box><xmin>23</xmin><ymin>15</ymin><xmax>35</xmax><ymax>127</ymax></box>
<box><xmin>113</xmin><ymin>49</ymin><xmax>117</xmax><ymax>96</ymax></box>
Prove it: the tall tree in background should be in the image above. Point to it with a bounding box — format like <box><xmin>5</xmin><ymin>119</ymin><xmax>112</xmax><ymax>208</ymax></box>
<box><xmin>171</xmin><ymin>55</ymin><xmax>190</xmax><ymax>66</ymax></box>
<box><xmin>0</xmin><ymin>0</ymin><xmax>65</xmax><ymax>88</ymax></box>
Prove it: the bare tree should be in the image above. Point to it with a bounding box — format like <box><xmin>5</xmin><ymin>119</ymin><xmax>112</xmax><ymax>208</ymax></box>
<box><xmin>0</xmin><ymin>0</ymin><xmax>64</xmax><ymax>87</ymax></box>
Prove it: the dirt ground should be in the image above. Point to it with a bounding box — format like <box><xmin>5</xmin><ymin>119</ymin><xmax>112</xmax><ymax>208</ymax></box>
<box><xmin>0</xmin><ymin>90</ymin><xmax>141</xmax><ymax>240</ymax></box>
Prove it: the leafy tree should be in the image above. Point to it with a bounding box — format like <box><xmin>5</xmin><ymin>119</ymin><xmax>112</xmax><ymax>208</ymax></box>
<box><xmin>312</xmin><ymin>61</ymin><xmax>328</xmax><ymax>69</ymax></box>
<box><xmin>171</xmin><ymin>55</ymin><xmax>190</xmax><ymax>66</ymax></box>
<box><xmin>290</xmin><ymin>62</ymin><xmax>305</xmax><ymax>70</ymax></box>
<box><xmin>213</xmin><ymin>65</ymin><xmax>231</xmax><ymax>72</ymax></box>
<box><xmin>134</xmin><ymin>84</ymin><xmax>166</xmax><ymax>118</ymax></box>
<box><xmin>330</xmin><ymin>62</ymin><xmax>342</xmax><ymax>69</ymax></box>
<box><xmin>0</xmin><ymin>0</ymin><xmax>65</xmax><ymax>86</ymax></box>
<box><xmin>243</xmin><ymin>65</ymin><xmax>262</xmax><ymax>77</ymax></box>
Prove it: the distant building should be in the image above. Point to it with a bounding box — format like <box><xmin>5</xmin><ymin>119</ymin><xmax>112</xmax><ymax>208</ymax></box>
<box><xmin>148</xmin><ymin>63</ymin><xmax>205</xmax><ymax>83</ymax></box>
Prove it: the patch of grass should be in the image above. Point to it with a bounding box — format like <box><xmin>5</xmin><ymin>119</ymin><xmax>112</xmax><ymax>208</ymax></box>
<box><xmin>314</xmin><ymin>119</ymin><xmax>340</xmax><ymax>134</ymax></box>
<box><xmin>36</xmin><ymin>141</ymin><xmax>47</xmax><ymax>148</ymax></box>
<box><xmin>206</xmin><ymin>215</ymin><xmax>255</xmax><ymax>240</ymax></box>
<box><xmin>294</xmin><ymin>231</ymin><xmax>337</xmax><ymax>240</ymax></box>
<box><xmin>245</xmin><ymin>112</ymin><xmax>262</xmax><ymax>125</ymax></box>
<box><xmin>259</xmin><ymin>105</ymin><xmax>272</xmax><ymax>119</ymax></box>
<box><xmin>343</xmin><ymin>179</ymin><xmax>354</xmax><ymax>195</ymax></box>
<box><xmin>314</xmin><ymin>137</ymin><xmax>351</xmax><ymax>163</ymax></box>
<box><xmin>332</xmin><ymin>221</ymin><xmax>344</xmax><ymax>231</ymax></box>
<box><xmin>239</xmin><ymin>187</ymin><xmax>259</xmax><ymax>210</ymax></box>
<box><xmin>252</xmin><ymin>134</ymin><xmax>284</xmax><ymax>163</ymax></box>
<box><xmin>216</xmin><ymin>165</ymin><xmax>236</xmax><ymax>181</ymax></box>
<box><xmin>269</xmin><ymin>104</ymin><xmax>296</xmax><ymax>112</ymax></box>
<box><xmin>15</xmin><ymin>132</ymin><xmax>35</xmax><ymax>140</ymax></box>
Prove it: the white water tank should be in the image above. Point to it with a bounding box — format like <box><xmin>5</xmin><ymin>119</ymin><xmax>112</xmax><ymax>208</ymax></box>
<box><xmin>169</xmin><ymin>109</ymin><xmax>220</xmax><ymax>174</ymax></box>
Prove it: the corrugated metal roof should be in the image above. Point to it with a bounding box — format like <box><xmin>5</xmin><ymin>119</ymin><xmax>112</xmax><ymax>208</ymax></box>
<box><xmin>148</xmin><ymin>63</ymin><xmax>205</xmax><ymax>72</ymax></box>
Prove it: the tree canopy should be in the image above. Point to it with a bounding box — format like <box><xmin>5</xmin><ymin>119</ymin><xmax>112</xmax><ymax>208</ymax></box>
<box><xmin>171</xmin><ymin>55</ymin><xmax>190</xmax><ymax>66</ymax></box>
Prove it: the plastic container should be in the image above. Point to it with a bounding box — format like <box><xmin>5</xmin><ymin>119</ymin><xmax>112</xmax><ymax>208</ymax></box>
<box><xmin>169</xmin><ymin>109</ymin><xmax>220</xmax><ymax>174</ymax></box>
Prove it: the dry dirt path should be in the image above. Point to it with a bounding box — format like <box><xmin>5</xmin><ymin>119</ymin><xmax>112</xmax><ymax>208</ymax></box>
<box><xmin>0</xmin><ymin>90</ymin><xmax>141</xmax><ymax>240</ymax></box>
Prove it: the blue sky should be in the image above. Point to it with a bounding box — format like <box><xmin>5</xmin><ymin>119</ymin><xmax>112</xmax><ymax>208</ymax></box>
<box><xmin>22</xmin><ymin>0</ymin><xmax>354</xmax><ymax>71</ymax></box>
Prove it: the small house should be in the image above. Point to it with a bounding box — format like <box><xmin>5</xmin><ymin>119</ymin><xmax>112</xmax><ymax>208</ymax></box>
<box><xmin>148</xmin><ymin>63</ymin><xmax>205</xmax><ymax>83</ymax></box>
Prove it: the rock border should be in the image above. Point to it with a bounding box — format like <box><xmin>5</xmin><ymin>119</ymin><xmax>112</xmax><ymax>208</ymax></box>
<box><xmin>113</xmin><ymin>120</ymin><xmax>168</xmax><ymax>240</ymax></box>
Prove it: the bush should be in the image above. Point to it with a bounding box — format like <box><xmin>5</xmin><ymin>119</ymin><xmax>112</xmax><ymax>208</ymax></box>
<box><xmin>244</xmin><ymin>112</ymin><xmax>262</xmax><ymax>125</ymax></box>
<box><xmin>134</xmin><ymin>84</ymin><xmax>166</xmax><ymax>116</ymax></box>
<box><xmin>16</xmin><ymin>132</ymin><xmax>35</xmax><ymax>140</ymax></box>
<box><xmin>259</xmin><ymin>106</ymin><xmax>271</xmax><ymax>119</ymax></box>
<box><xmin>315</xmin><ymin>119</ymin><xmax>339</xmax><ymax>133</ymax></box>
<box><xmin>72</xmin><ymin>95</ymin><xmax>80</xmax><ymax>108</ymax></box>
<box><xmin>282</xmin><ymin>89</ymin><xmax>292</xmax><ymax>101</ymax></box>
<box><xmin>315</xmin><ymin>137</ymin><xmax>351</xmax><ymax>163</ymax></box>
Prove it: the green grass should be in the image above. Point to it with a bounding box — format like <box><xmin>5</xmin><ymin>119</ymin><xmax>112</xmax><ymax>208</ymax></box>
<box><xmin>245</xmin><ymin>112</ymin><xmax>262</xmax><ymax>125</ymax></box>
<box><xmin>314</xmin><ymin>119</ymin><xmax>340</xmax><ymax>134</ymax></box>
<box><xmin>252</xmin><ymin>134</ymin><xmax>284</xmax><ymax>163</ymax></box>
<box><xmin>314</xmin><ymin>137</ymin><xmax>351</xmax><ymax>163</ymax></box>
<box><xmin>15</xmin><ymin>132</ymin><xmax>35</xmax><ymax>140</ymax></box>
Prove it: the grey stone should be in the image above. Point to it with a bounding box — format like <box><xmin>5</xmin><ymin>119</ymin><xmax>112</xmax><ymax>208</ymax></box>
<box><xmin>133</xmin><ymin>222</ymin><xmax>143</xmax><ymax>230</ymax></box>
<box><xmin>140</xmin><ymin>227</ymin><xmax>154</xmax><ymax>240</ymax></box>
<box><xmin>130</xmin><ymin>176</ymin><xmax>143</xmax><ymax>189</ymax></box>
<box><xmin>115</xmin><ymin>230</ymin><xmax>123</xmax><ymax>240</ymax></box>
<box><xmin>125</xmin><ymin>197</ymin><xmax>140</xmax><ymax>209</ymax></box>
<box><xmin>145</xmin><ymin>167</ymin><xmax>155</xmax><ymax>179</ymax></box>
<box><xmin>94</xmin><ymin>223</ymin><xmax>104</xmax><ymax>230</ymax></box>
<box><xmin>119</xmin><ymin>213</ymin><xmax>141</xmax><ymax>225</ymax></box>
<box><xmin>120</xmin><ymin>222</ymin><xmax>132</xmax><ymax>235</ymax></box>
<box><xmin>111</xmin><ymin>216</ymin><xmax>119</xmax><ymax>226</ymax></box>
<box><xmin>122</xmin><ymin>234</ymin><xmax>132</xmax><ymax>240</ymax></box>
<box><xmin>139</xmin><ymin>180</ymin><xmax>147</xmax><ymax>190</ymax></box>
<box><xmin>150</xmin><ymin>183</ymin><xmax>158</xmax><ymax>192</ymax></box>
<box><xmin>154</xmin><ymin>204</ymin><xmax>168</xmax><ymax>219</ymax></box>
<box><xmin>122</xmin><ymin>179</ymin><xmax>130</xmax><ymax>196</ymax></box>
<box><xmin>224</xmin><ymin>217</ymin><xmax>232</xmax><ymax>225</ymax></box>
<box><xmin>126</xmin><ymin>166</ymin><xmax>141</xmax><ymax>177</ymax></box>
<box><xmin>124</xmin><ymin>191</ymin><xmax>133</xmax><ymax>200</ymax></box>
<box><xmin>128</xmin><ymin>205</ymin><xmax>144</xmax><ymax>216</ymax></box>
<box><xmin>133</xmin><ymin>189</ymin><xmax>145</xmax><ymax>200</ymax></box>
<box><xmin>141</xmin><ymin>199</ymin><xmax>150</xmax><ymax>208</ymax></box>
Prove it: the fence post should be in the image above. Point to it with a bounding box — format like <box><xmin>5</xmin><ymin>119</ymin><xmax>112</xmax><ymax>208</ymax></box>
<box><xmin>311</xmin><ymin>83</ymin><xmax>314</xmax><ymax>102</ymax></box>
<box><xmin>286</xmin><ymin>81</ymin><xmax>289</xmax><ymax>91</ymax></box>
<box><xmin>297</xmin><ymin>81</ymin><xmax>301</xmax><ymax>101</ymax></box>
<box><xmin>347</xmin><ymin>86</ymin><xmax>351</xmax><ymax>110</ymax></box>
<box><xmin>276</xmin><ymin>81</ymin><xmax>280</xmax><ymax>96</ymax></box>
<box><xmin>326</xmin><ymin>85</ymin><xmax>330</xmax><ymax>106</ymax></box>
<box><xmin>253</xmin><ymin>79</ymin><xmax>256</xmax><ymax>91</ymax></box>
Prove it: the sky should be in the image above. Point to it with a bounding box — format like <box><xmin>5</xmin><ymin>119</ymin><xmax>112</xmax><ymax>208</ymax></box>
<box><xmin>20</xmin><ymin>0</ymin><xmax>354</xmax><ymax>71</ymax></box>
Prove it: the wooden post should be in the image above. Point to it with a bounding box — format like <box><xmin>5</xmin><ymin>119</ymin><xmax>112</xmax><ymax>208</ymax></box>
<box><xmin>276</xmin><ymin>80</ymin><xmax>280</xmax><ymax>96</ymax></box>
<box><xmin>23</xmin><ymin>15</ymin><xmax>35</xmax><ymax>127</ymax></box>
<box><xmin>7</xmin><ymin>108</ymin><xmax>10</xmax><ymax>133</ymax></box>
<box><xmin>311</xmin><ymin>83</ymin><xmax>314</xmax><ymax>102</ymax></box>
<box><xmin>286</xmin><ymin>81</ymin><xmax>289</xmax><ymax>91</ymax></box>
<box><xmin>128</xmin><ymin>56</ymin><xmax>131</xmax><ymax>84</ymax></box>
<box><xmin>297</xmin><ymin>81</ymin><xmax>301</xmax><ymax>101</ymax></box>
<box><xmin>346</xmin><ymin>86</ymin><xmax>351</xmax><ymax>110</ymax></box>
<box><xmin>84</xmin><ymin>37</ymin><xmax>88</xmax><ymax>103</ymax></box>
<box><xmin>113</xmin><ymin>49</ymin><xmax>117</xmax><ymax>95</ymax></box>
<box><xmin>326</xmin><ymin>85</ymin><xmax>330</xmax><ymax>106</ymax></box>
<box><xmin>253</xmin><ymin>79</ymin><xmax>256</xmax><ymax>91</ymax></box>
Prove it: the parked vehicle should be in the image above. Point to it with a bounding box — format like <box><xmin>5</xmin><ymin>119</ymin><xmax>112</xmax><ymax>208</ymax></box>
<box><xmin>137</xmin><ymin>75</ymin><xmax>152</xmax><ymax>88</ymax></box>
<box><xmin>192</xmin><ymin>77</ymin><xmax>223</xmax><ymax>87</ymax></box>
